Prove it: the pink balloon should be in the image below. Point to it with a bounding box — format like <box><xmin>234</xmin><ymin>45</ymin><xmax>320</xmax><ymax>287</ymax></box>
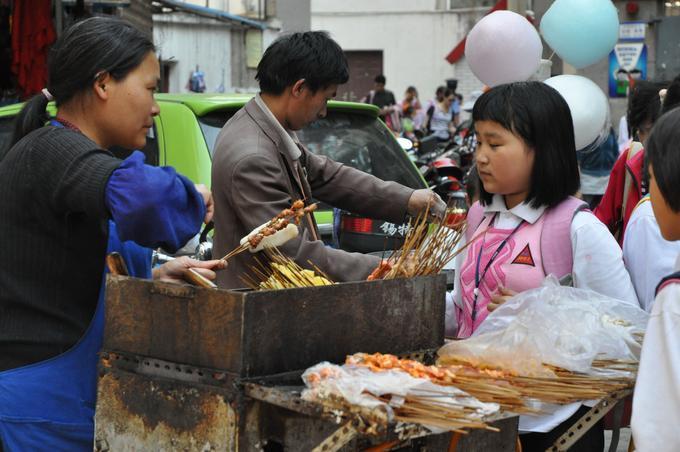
<box><xmin>465</xmin><ymin>11</ymin><xmax>543</xmax><ymax>87</ymax></box>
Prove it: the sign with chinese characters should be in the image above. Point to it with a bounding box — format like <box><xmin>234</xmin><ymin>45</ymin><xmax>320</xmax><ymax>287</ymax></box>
<box><xmin>379</xmin><ymin>222</ymin><xmax>411</xmax><ymax>237</ymax></box>
<box><xmin>619</xmin><ymin>22</ymin><xmax>646</xmax><ymax>41</ymax></box>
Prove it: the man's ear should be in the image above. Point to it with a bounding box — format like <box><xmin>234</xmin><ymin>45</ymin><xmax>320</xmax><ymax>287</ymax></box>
<box><xmin>291</xmin><ymin>79</ymin><xmax>306</xmax><ymax>98</ymax></box>
<box><xmin>93</xmin><ymin>72</ymin><xmax>112</xmax><ymax>101</ymax></box>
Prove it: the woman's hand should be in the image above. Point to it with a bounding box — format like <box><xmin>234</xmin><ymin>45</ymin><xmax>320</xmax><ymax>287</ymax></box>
<box><xmin>153</xmin><ymin>256</ymin><xmax>226</xmax><ymax>283</ymax></box>
<box><xmin>194</xmin><ymin>184</ymin><xmax>214</xmax><ymax>224</ymax></box>
<box><xmin>487</xmin><ymin>287</ymin><xmax>517</xmax><ymax>312</ymax></box>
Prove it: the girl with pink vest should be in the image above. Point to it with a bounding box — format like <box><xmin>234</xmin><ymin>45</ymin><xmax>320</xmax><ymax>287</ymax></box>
<box><xmin>446</xmin><ymin>82</ymin><xmax>638</xmax><ymax>451</ymax></box>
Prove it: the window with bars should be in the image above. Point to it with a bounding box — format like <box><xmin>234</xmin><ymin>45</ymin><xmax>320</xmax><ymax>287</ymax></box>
<box><xmin>447</xmin><ymin>0</ymin><xmax>495</xmax><ymax>10</ymax></box>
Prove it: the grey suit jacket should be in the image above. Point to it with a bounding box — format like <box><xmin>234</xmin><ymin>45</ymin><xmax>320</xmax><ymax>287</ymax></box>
<box><xmin>211</xmin><ymin>97</ymin><xmax>414</xmax><ymax>289</ymax></box>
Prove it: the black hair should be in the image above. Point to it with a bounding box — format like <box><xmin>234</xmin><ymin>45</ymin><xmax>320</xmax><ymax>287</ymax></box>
<box><xmin>646</xmin><ymin>107</ymin><xmax>680</xmax><ymax>212</ymax></box>
<box><xmin>435</xmin><ymin>86</ymin><xmax>446</xmax><ymax>96</ymax></box>
<box><xmin>627</xmin><ymin>80</ymin><xmax>667</xmax><ymax>139</ymax></box>
<box><xmin>256</xmin><ymin>31</ymin><xmax>349</xmax><ymax>96</ymax></box>
<box><xmin>465</xmin><ymin>166</ymin><xmax>479</xmax><ymax>204</ymax></box>
<box><xmin>374</xmin><ymin>75</ymin><xmax>386</xmax><ymax>85</ymax></box>
<box><xmin>662</xmin><ymin>74</ymin><xmax>680</xmax><ymax>114</ymax></box>
<box><xmin>442</xmin><ymin>88</ymin><xmax>454</xmax><ymax>99</ymax></box>
<box><xmin>406</xmin><ymin>86</ymin><xmax>417</xmax><ymax>94</ymax></box>
<box><xmin>10</xmin><ymin>16</ymin><xmax>155</xmax><ymax>147</ymax></box>
<box><xmin>472</xmin><ymin>82</ymin><xmax>580</xmax><ymax>209</ymax></box>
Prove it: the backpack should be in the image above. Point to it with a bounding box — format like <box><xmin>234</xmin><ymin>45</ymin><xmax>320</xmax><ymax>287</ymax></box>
<box><xmin>465</xmin><ymin>197</ymin><xmax>589</xmax><ymax>283</ymax></box>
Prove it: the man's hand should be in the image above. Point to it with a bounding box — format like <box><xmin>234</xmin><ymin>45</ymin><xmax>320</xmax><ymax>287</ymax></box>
<box><xmin>487</xmin><ymin>287</ymin><xmax>517</xmax><ymax>312</ymax></box>
<box><xmin>194</xmin><ymin>184</ymin><xmax>214</xmax><ymax>224</ymax></box>
<box><xmin>407</xmin><ymin>189</ymin><xmax>447</xmax><ymax>221</ymax></box>
<box><xmin>153</xmin><ymin>256</ymin><xmax>226</xmax><ymax>283</ymax></box>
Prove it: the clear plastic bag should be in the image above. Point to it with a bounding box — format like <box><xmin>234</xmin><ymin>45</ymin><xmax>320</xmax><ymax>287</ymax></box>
<box><xmin>301</xmin><ymin>362</ymin><xmax>499</xmax><ymax>433</ymax></box>
<box><xmin>438</xmin><ymin>276</ymin><xmax>648</xmax><ymax>376</ymax></box>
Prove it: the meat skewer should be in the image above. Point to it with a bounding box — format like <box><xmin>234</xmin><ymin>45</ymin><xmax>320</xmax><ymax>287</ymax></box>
<box><xmin>220</xmin><ymin>201</ymin><xmax>318</xmax><ymax>262</ymax></box>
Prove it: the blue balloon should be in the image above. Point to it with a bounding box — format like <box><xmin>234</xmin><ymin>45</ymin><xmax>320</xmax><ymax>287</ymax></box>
<box><xmin>540</xmin><ymin>0</ymin><xmax>619</xmax><ymax>69</ymax></box>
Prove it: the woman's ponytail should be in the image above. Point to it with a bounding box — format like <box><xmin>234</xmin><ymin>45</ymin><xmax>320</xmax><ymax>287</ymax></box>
<box><xmin>9</xmin><ymin>93</ymin><xmax>50</xmax><ymax>147</ymax></box>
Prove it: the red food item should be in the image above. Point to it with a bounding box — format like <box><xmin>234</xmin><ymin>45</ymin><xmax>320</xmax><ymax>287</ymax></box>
<box><xmin>367</xmin><ymin>261</ymin><xmax>392</xmax><ymax>281</ymax></box>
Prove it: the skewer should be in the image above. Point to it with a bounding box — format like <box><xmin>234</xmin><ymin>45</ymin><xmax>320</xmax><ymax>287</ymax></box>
<box><xmin>220</xmin><ymin>243</ymin><xmax>249</xmax><ymax>262</ymax></box>
<box><xmin>220</xmin><ymin>201</ymin><xmax>318</xmax><ymax>263</ymax></box>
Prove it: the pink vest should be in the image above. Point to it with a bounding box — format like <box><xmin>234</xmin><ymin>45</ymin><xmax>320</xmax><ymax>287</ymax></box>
<box><xmin>456</xmin><ymin>197</ymin><xmax>588</xmax><ymax>338</ymax></box>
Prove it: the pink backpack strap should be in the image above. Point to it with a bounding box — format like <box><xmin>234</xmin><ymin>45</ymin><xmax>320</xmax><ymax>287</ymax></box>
<box><xmin>465</xmin><ymin>201</ymin><xmax>486</xmax><ymax>242</ymax></box>
<box><xmin>540</xmin><ymin>196</ymin><xmax>589</xmax><ymax>279</ymax></box>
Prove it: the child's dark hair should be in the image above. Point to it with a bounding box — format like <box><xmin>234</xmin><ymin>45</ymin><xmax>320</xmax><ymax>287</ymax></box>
<box><xmin>646</xmin><ymin>107</ymin><xmax>680</xmax><ymax>212</ymax></box>
<box><xmin>465</xmin><ymin>166</ymin><xmax>479</xmax><ymax>205</ymax></box>
<box><xmin>472</xmin><ymin>82</ymin><xmax>580</xmax><ymax>209</ymax></box>
<box><xmin>10</xmin><ymin>17</ymin><xmax>155</xmax><ymax>147</ymax></box>
<box><xmin>662</xmin><ymin>74</ymin><xmax>680</xmax><ymax>114</ymax></box>
<box><xmin>374</xmin><ymin>75</ymin><xmax>386</xmax><ymax>85</ymax></box>
<box><xmin>627</xmin><ymin>80</ymin><xmax>667</xmax><ymax>139</ymax></box>
<box><xmin>257</xmin><ymin>31</ymin><xmax>349</xmax><ymax>96</ymax></box>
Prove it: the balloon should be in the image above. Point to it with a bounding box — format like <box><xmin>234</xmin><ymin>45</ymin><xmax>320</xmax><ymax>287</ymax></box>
<box><xmin>540</xmin><ymin>0</ymin><xmax>619</xmax><ymax>69</ymax></box>
<box><xmin>465</xmin><ymin>11</ymin><xmax>543</xmax><ymax>88</ymax></box>
<box><xmin>544</xmin><ymin>75</ymin><xmax>609</xmax><ymax>150</ymax></box>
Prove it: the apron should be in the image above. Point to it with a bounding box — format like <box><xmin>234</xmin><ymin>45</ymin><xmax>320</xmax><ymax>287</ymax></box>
<box><xmin>0</xmin><ymin>221</ymin><xmax>151</xmax><ymax>451</ymax></box>
<box><xmin>456</xmin><ymin>214</ymin><xmax>548</xmax><ymax>338</ymax></box>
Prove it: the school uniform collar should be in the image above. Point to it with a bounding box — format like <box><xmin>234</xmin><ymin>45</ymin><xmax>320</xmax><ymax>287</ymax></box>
<box><xmin>483</xmin><ymin>195</ymin><xmax>547</xmax><ymax>225</ymax></box>
<box><xmin>254</xmin><ymin>94</ymin><xmax>302</xmax><ymax>161</ymax></box>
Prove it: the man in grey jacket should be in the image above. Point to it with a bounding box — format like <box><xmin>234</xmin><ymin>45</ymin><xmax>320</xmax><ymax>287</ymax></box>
<box><xmin>212</xmin><ymin>31</ymin><xmax>445</xmax><ymax>289</ymax></box>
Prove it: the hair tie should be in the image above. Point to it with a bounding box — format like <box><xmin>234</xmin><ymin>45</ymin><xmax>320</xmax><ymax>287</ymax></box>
<box><xmin>41</xmin><ymin>88</ymin><xmax>54</xmax><ymax>101</ymax></box>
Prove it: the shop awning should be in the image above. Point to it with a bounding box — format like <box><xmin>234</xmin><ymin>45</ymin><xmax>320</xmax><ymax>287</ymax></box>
<box><xmin>151</xmin><ymin>0</ymin><xmax>271</xmax><ymax>30</ymax></box>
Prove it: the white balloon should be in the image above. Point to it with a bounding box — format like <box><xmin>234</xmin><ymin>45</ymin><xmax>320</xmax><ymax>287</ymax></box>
<box><xmin>544</xmin><ymin>75</ymin><xmax>608</xmax><ymax>150</ymax></box>
<box><xmin>465</xmin><ymin>11</ymin><xmax>543</xmax><ymax>87</ymax></box>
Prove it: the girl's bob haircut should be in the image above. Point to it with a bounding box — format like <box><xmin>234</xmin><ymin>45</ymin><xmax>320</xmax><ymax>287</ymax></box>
<box><xmin>472</xmin><ymin>81</ymin><xmax>580</xmax><ymax>209</ymax></box>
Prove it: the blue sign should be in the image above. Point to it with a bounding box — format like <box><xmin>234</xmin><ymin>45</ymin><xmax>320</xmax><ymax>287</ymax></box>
<box><xmin>609</xmin><ymin>43</ymin><xmax>647</xmax><ymax>98</ymax></box>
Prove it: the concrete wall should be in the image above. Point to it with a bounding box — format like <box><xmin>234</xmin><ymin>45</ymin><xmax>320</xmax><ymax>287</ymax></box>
<box><xmin>270</xmin><ymin>0</ymin><xmax>311</xmax><ymax>31</ymax></box>
<box><xmin>153</xmin><ymin>13</ymin><xmax>233</xmax><ymax>93</ymax></box>
<box><xmin>311</xmin><ymin>0</ymin><xmax>488</xmax><ymax>106</ymax></box>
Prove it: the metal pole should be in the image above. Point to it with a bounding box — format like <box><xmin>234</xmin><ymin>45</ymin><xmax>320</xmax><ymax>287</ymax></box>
<box><xmin>54</xmin><ymin>0</ymin><xmax>63</xmax><ymax>36</ymax></box>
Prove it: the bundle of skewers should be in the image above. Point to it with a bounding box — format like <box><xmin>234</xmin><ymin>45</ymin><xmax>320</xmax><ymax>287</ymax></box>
<box><xmin>367</xmin><ymin>204</ymin><xmax>470</xmax><ymax>280</ymax></box>
<box><xmin>241</xmin><ymin>248</ymin><xmax>334</xmax><ymax>291</ymax></box>
<box><xmin>221</xmin><ymin>200</ymin><xmax>318</xmax><ymax>261</ymax></box>
<box><xmin>349</xmin><ymin>353</ymin><xmax>636</xmax><ymax>414</ymax></box>
<box><xmin>302</xmin><ymin>361</ymin><xmax>500</xmax><ymax>435</ymax></box>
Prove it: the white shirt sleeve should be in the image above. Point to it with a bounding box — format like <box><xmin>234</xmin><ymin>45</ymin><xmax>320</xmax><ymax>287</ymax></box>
<box><xmin>632</xmin><ymin>282</ymin><xmax>680</xmax><ymax>452</ymax></box>
<box><xmin>445</xmin><ymin>236</ymin><xmax>468</xmax><ymax>337</ymax></box>
<box><xmin>571</xmin><ymin>211</ymin><xmax>638</xmax><ymax>306</ymax></box>
<box><xmin>618</xmin><ymin>115</ymin><xmax>629</xmax><ymax>153</ymax></box>
<box><xmin>623</xmin><ymin>202</ymin><xmax>680</xmax><ymax>312</ymax></box>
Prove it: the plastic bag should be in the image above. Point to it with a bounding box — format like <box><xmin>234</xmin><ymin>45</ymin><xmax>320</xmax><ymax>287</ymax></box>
<box><xmin>438</xmin><ymin>276</ymin><xmax>648</xmax><ymax>376</ymax></box>
<box><xmin>301</xmin><ymin>362</ymin><xmax>499</xmax><ymax>433</ymax></box>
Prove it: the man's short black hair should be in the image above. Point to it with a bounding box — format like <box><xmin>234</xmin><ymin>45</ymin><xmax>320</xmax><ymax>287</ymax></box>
<box><xmin>256</xmin><ymin>31</ymin><xmax>349</xmax><ymax>95</ymax></box>
<box><xmin>374</xmin><ymin>74</ymin><xmax>386</xmax><ymax>84</ymax></box>
<box><xmin>627</xmin><ymin>81</ymin><xmax>667</xmax><ymax>137</ymax></box>
<box><xmin>472</xmin><ymin>82</ymin><xmax>580</xmax><ymax>209</ymax></box>
<box><xmin>646</xmin><ymin>107</ymin><xmax>680</xmax><ymax>212</ymax></box>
